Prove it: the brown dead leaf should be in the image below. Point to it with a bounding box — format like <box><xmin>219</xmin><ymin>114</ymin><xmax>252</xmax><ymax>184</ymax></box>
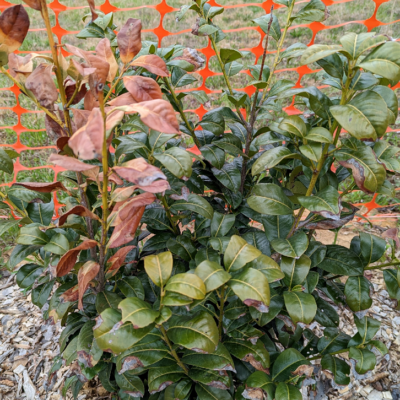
<box><xmin>130</xmin><ymin>55</ymin><xmax>169</xmax><ymax>77</ymax></box>
<box><xmin>25</xmin><ymin>63</ymin><xmax>58</xmax><ymax>109</ymax></box>
<box><xmin>98</xmin><ymin>171</ymin><xmax>124</xmax><ymax>185</ymax></box>
<box><xmin>60</xmin><ymin>284</ymin><xmax>79</xmax><ymax>302</ymax></box>
<box><xmin>56</xmin><ymin>240</ymin><xmax>98</xmax><ymax>277</ymax></box>
<box><xmin>106</xmin><ymin>245</ymin><xmax>136</xmax><ymax>278</ymax></box>
<box><xmin>84</xmin><ymin>90</ymin><xmax>100</xmax><ymax>111</ymax></box>
<box><xmin>108</xmin><ymin>206</ymin><xmax>145</xmax><ymax>249</ymax></box>
<box><xmin>382</xmin><ymin>227</ymin><xmax>400</xmax><ymax>248</ymax></box>
<box><xmin>67</xmin><ymin>58</ymin><xmax>96</xmax><ymax>82</ymax></box>
<box><xmin>8</xmin><ymin>53</ymin><xmax>34</xmax><ymax>81</ymax></box>
<box><xmin>117</xmin><ymin>18</ymin><xmax>142</xmax><ymax>64</ymax></box>
<box><xmin>135</xmin><ymin>180</ymin><xmax>170</xmax><ymax>193</ymax></box>
<box><xmin>64</xmin><ymin>77</ymin><xmax>87</xmax><ymax>106</ymax></box>
<box><xmin>106</xmin><ymin>108</ymin><xmax>125</xmax><ymax>136</ymax></box>
<box><xmin>57</xmin><ymin>137</ymin><xmax>70</xmax><ymax>151</ymax></box>
<box><xmin>112</xmin><ymin>192</ymin><xmax>155</xmax><ymax>226</ymax></box>
<box><xmin>78</xmin><ymin>261</ymin><xmax>100</xmax><ymax>310</ymax></box>
<box><xmin>86</xmin><ymin>0</ymin><xmax>98</xmax><ymax>22</ymax></box>
<box><xmin>45</xmin><ymin>109</ymin><xmax>68</xmax><ymax>140</ymax></box>
<box><xmin>125</xmin><ymin>99</ymin><xmax>180</xmax><ymax>134</ymax></box>
<box><xmin>96</xmin><ymin>38</ymin><xmax>118</xmax><ymax>82</ymax></box>
<box><xmin>107</xmin><ymin>92</ymin><xmax>136</xmax><ymax>107</ymax></box>
<box><xmin>123</xmin><ymin>75</ymin><xmax>162</xmax><ymax>102</ymax></box>
<box><xmin>13</xmin><ymin>181</ymin><xmax>67</xmax><ymax>193</ymax></box>
<box><xmin>58</xmin><ymin>205</ymin><xmax>100</xmax><ymax>226</ymax></box>
<box><xmin>0</xmin><ymin>5</ymin><xmax>30</xmax><ymax>56</ymax></box>
<box><xmin>64</xmin><ymin>43</ymin><xmax>91</xmax><ymax>60</ymax></box>
<box><xmin>48</xmin><ymin>153</ymin><xmax>100</xmax><ymax>180</ymax></box>
<box><xmin>69</xmin><ymin>107</ymin><xmax>104</xmax><ymax>160</ymax></box>
<box><xmin>71</xmin><ymin>109</ymin><xmax>91</xmax><ymax>130</ymax></box>
<box><xmin>86</xmin><ymin>54</ymin><xmax>110</xmax><ymax>96</ymax></box>
<box><xmin>112</xmin><ymin>157</ymin><xmax>167</xmax><ymax>186</ymax></box>
<box><xmin>22</xmin><ymin>0</ymin><xmax>42</xmax><ymax>11</ymax></box>
<box><xmin>292</xmin><ymin>364</ymin><xmax>314</xmax><ymax>377</ymax></box>
<box><xmin>174</xmin><ymin>48</ymin><xmax>205</xmax><ymax>71</ymax></box>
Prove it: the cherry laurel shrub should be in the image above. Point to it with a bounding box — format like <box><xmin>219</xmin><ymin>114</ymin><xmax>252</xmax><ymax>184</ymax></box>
<box><xmin>1</xmin><ymin>0</ymin><xmax>400</xmax><ymax>398</ymax></box>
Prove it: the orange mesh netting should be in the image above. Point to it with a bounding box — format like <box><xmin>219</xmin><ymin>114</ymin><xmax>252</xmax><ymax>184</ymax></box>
<box><xmin>0</xmin><ymin>0</ymin><xmax>399</xmax><ymax>221</ymax></box>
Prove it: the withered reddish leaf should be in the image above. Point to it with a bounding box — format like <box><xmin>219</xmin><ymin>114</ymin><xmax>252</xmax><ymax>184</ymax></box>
<box><xmin>78</xmin><ymin>261</ymin><xmax>100</xmax><ymax>310</ymax></box>
<box><xmin>174</xmin><ymin>48</ymin><xmax>205</xmax><ymax>71</ymax></box>
<box><xmin>106</xmin><ymin>109</ymin><xmax>125</xmax><ymax>135</ymax></box>
<box><xmin>117</xmin><ymin>18</ymin><xmax>142</xmax><ymax>64</ymax></box>
<box><xmin>107</xmin><ymin>92</ymin><xmax>136</xmax><ymax>107</ymax></box>
<box><xmin>84</xmin><ymin>90</ymin><xmax>99</xmax><ymax>111</ymax></box>
<box><xmin>136</xmin><ymin>180</ymin><xmax>170</xmax><ymax>193</ymax></box>
<box><xmin>58</xmin><ymin>205</ymin><xmax>100</xmax><ymax>226</ymax></box>
<box><xmin>45</xmin><ymin>111</ymin><xmax>68</xmax><ymax>141</ymax></box>
<box><xmin>99</xmin><ymin>171</ymin><xmax>123</xmax><ymax>185</ymax></box>
<box><xmin>86</xmin><ymin>0</ymin><xmax>98</xmax><ymax>21</ymax></box>
<box><xmin>25</xmin><ymin>64</ymin><xmax>58</xmax><ymax>109</ymax></box>
<box><xmin>382</xmin><ymin>228</ymin><xmax>400</xmax><ymax>249</ymax></box>
<box><xmin>64</xmin><ymin>43</ymin><xmax>91</xmax><ymax>60</ymax></box>
<box><xmin>112</xmin><ymin>192</ymin><xmax>155</xmax><ymax>226</ymax></box>
<box><xmin>130</xmin><ymin>55</ymin><xmax>169</xmax><ymax>77</ymax></box>
<box><xmin>48</xmin><ymin>153</ymin><xmax>99</xmax><ymax>174</ymax></box>
<box><xmin>0</xmin><ymin>5</ymin><xmax>30</xmax><ymax>55</ymax></box>
<box><xmin>86</xmin><ymin>54</ymin><xmax>110</xmax><ymax>96</ymax></box>
<box><xmin>67</xmin><ymin>58</ymin><xmax>96</xmax><ymax>82</ymax></box>
<box><xmin>112</xmin><ymin>157</ymin><xmax>167</xmax><ymax>186</ymax></box>
<box><xmin>8</xmin><ymin>53</ymin><xmax>34</xmax><ymax>80</ymax></box>
<box><xmin>64</xmin><ymin>77</ymin><xmax>87</xmax><ymax>105</ymax></box>
<box><xmin>56</xmin><ymin>240</ymin><xmax>98</xmax><ymax>277</ymax></box>
<box><xmin>22</xmin><ymin>0</ymin><xmax>42</xmax><ymax>11</ymax></box>
<box><xmin>125</xmin><ymin>100</ymin><xmax>180</xmax><ymax>134</ymax></box>
<box><xmin>13</xmin><ymin>181</ymin><xmax>67</xmax><ymax>193</ymax></box>
<box><xmin>56</xmin><ymin>137</ymin><xmax>70</xmax><ymax>151</ymax></box>
<box><xmin>96</xmin><ymin>38</ymin><xmax>118</xmax><ymax>82</ymax></box>
<box><xmin>108</xmin><ymin>206</ymin><xmax>145</xmax><ymax>249</ymax></box>
<box><xmin>69</xmin><ymin>108</ymin><xmax>104</xmax><ymax>160</ymax></box>
<box><xmin>106</xmin><ymin>245</ymin><xmax>136</xmax><ymax>277</ymax></box>
<box><xmin>111</xmin><ymin>186</ymin><xmax>136</xmax><ymax>202</ymax></box>
<box><xmin>71</xmin><ymin>109</ymin><xmax>91</xmax><ymax>130</ymax></box>
<box><xmin>123</xmin><ymin>75</ymin><xmax>162</xmax><ymax>102</ymax></box>
<box><xmin>60</xmin><ymin>284</ymin><xmax>79</xmax><ymax>303</ymax></box>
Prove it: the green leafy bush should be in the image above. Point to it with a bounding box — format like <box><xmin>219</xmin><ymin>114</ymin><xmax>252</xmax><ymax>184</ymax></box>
<box><xmin>1</xmin><ymin>0</ymin><xmax>400</xmax><ymax>398</ymax></box>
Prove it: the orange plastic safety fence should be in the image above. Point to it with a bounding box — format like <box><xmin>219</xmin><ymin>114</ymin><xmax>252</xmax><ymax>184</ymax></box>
<box><xmin>0</xmin><ymin>0</ymin><xmax>399</xmax><ymax>221</ymax></box>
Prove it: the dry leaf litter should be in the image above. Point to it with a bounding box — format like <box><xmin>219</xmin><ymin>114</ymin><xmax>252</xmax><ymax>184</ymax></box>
<box><xmin>1</xmin><ymin>222</ymin><xmax>399</xmax><ymax>400</ymax></box>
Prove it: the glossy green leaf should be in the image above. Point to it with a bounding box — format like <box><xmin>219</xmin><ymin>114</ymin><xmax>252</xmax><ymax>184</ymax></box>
<box><xmin>298</xmin><ymin>186</ymin><xmax>341</xmax><ymax>220</ymax></box>
<box><xmin>224</xmin><ymin>235</ymin><xmax>261</xmax><ymax>273</ymax></box>
<box><xmin>200</xmin><ymin>144</ymin><xmax>225</xmax><ymax>169</ymax></box>
<box><xmin>314</xmin><ymin>296</ymin><xmax>339</xmax><ymax>327</ymax></box>
<box><xmin>281</xmin><ymin>254</ymin><xmax>311</xmax><ymax>289</ymax></box>
<box><xmin>244</xmin><ymin>371</ymin><xmax>275</xmax><ymax>400</ymax></box>
<box><xmin>271</xmin><ymin>348</ymin><xmax>309</xmax><ymax>382</ymax></box>
<box><xmin>299</xmin><ymin>142</ymin><xmax>322</xmax><ymax>163</ymax></box>
<box><xmin>93</xmin><ymin>309</ymin><xmax>152</xmax><ymax>354</ymax></box>
<box><xmin>275</xmin><ymin>383</ymin><xmax>302</xmax><ymax>400</ymax></box>
<box><xmin>349</xmin><ymin>347</ymin><xmax>376</xmax><ymax>374</ymax></box>
<box><xmin>43</xmin><ymin>233</ymin><xmax>69</xmax><ymax>255</ymax></box>
<box><xmin>344</xmin><ymin>276</ymin><xmax>372</xmax><ymax>312</ymax></box>
<box><xmin>350</xmin><ymin>316</ymin><xmax>380</xmax><ymax>346</ymax></box>
<box><xmin>0</xmin><ymin>148</ymin><xmax>13</xmax><ymax>174</ymax></box>
<box><xmin>305</xmin><ymin>127</ymin><xmax>333</xmax><ymax>143</ymax></box>
<box><xmin>195</xmin><ymin>261</ymin><xmax>231</xmax><ymax>292</ymax></box>
<box><xmin>253</xmin><ymin>13</ymin><xmax>281</xmax><ymax>41</ymax></box>
<box><xmin>116</xmin><ymin>340</ymin><xmax>169</xmax><ymax>373</ymax></box>
<box><xmin>0</xmin><ymin>219</ymin><xmax>19</xmax><ymax>237</ymax></box>
<box><xmin>26</xmin><ymin>200</ymin><xmax>54</xmax><ymax>226</ymax></box>
<box><xmin>301</xmin><ymin>44</ymin><xmax>350</xmax><ymax>65</ymax></box>
<box><xmin>317</xmin><ymin>328</ymin><xmax>350</xmax><ymax>355</ymax></box>
<box><xmin>144</xmin><ymin>251</ymin><xmax>173</xmax><ymax>288</ymax></box>
<box><xmin>189</xmin><ymin>367</ymin><xmax>230</xmax><ymax>389</ymax></box>
<box><xmin>248</xmin><ymin>184</ymin><xmax>294</xmax><ymax>215</ymax></box>
<box><xmin>340</xmin><ymin>32</ymin><xmax>387</xmax><ymax>59</ymax></box>
<box><xmin>119</xmin><ymin>297</ymin><xmax>159</xmax><ymax>328</ymax></box>
<box><xmin>318</xmin><ymin>245</ymin><xmax>363</xmax><ymax>276</ymax></box>
<box><xmin>212</xmin><ymin>163</ymin><xmax>241</xmax><ymax>192</ymax></box>
<box><xmin>195</xmin><ymin>383</ymin><xmax>232</xmax><ymax>400</ymax></box>
<box><xmin>32</xmin><ymin>280</ymin><xmax>54</xmax><ymax>309</ymax></box>
<box><xmin>279</xmin><ymin>116</ymin><xmax>307</xmax><ymax>138</ymax></box>
<box><xmin>224</xmin><ymin>338</ymin><xmax>270</xmax><ymax>371</ymax></box>
<box><xmin>95</xmin><ymin>291</ymin><xmax>123</xmax><ymax>314</ymax></box>
<box><xmin>182</xmin><ymin>343</ymin><xmax>235</xmax><ymax>371</ymax></box>
<box><xmin>16</xmin><ymin>263</ymin><xmax>43</xmax><ymax>289</ymax></box>
<box><xmin>229</xmin><ymin>268</ymin><xmax>270</xmax><ymax>312</ymax></box>
<box><xmin>252</xmin><ymin>146</ymin><xmax>301</xmax><ymax>175</ymax></box>
<box><xmin>271</xmin><ymin>231</ymin><xmax>308</xmax><ymax>259</ymax></box>
<box><xmin>210</xmin><ymin>212</ymin><xmax>235</xmax><ymax>237</ymax></box>
<box><xmin>321</xmin><ymin>354</ymin><xmax>350</xmax><ymax>386</ymax></box>
<box><xmin>163</xmin><ymin>292</ymin><xmax>193</xmax><ymax>306</ymax></box>
<box><xmin>167</xmin><ymin>311</ymin><xmax>219</xmax><ymax>353</ymax></box>
<box><xmin>171</xmin><ymin>194</ymin><xmax>214</xmax><ymax>220</ymax></box>
<box><xmin>247</xmin><ymin>254</ymin><xmax>284</xmax><ymax>282</ymax></box>
<box><xmin>17</xmin><ymin>225</ymin><xmax>49</xmax><ymax>245</ymax></box>
<box><xmin>220</xmin><ymin>49</ymin><xmax>242</xmax><ymax>65</ymax></box>
<box><xmin>115</xmin><ymin>370</ymin><xmax>145</xmax><ymax>397</ymax></box>
<box><xmin>372</xmin><ymin>85</ymin><xmax>398</xmax><ymax>124</ymax></box>
<box><xmin>359</xmin><ymin>232</ymin><xmax>386</xmax><ymax>265</ymax></box>
<box><xmin>118</xmin><ymin>277</ymin><xmax>145</xmax><ymax>300</ymax></box>
<box><xmin>283</xmin><ymin>291</ymin><xmax>317</xmax><ymax>325</ymax></box>
<box><xmin>154</xmin><ymin>147</ymin><xmax>192</xmax><ymax>179</ymax></box>
<box><xmin>165</xmin><ymin>273</ymin><xmax>206</xmax><ymax>300</ymax></box>
<box><xmin>330</xmin><ymin>91</ymin><xmax>390</xmax><ymax>141</ymax></box>
<box><xmin>359</xmin><ymin>41</ymin><xmax>400</xmax><ymax>82</ymax></box>
<box><xmin>383</xmin><ymin>269</ymin><xmax>400</xmax><ymax>302</ymax></box>
<box><xmin>262</xmin><ymin>215</ymin><xmax>294</xmax><ymax>241</ymax></box>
